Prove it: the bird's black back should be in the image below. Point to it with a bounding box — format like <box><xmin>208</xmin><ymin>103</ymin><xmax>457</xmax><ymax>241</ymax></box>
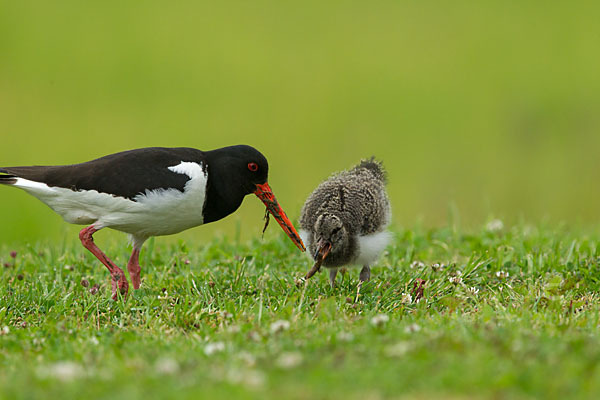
<box><xmin>1</xmin><ymin>147</ymin><xmax>207</xmax><ymax>200</ymax></box>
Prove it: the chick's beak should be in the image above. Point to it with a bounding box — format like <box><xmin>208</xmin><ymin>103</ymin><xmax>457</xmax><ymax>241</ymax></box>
<box><xmin>254</xmin><ymin>182</ymin><xmax>306</xmax><ymax>252</ymax></box>
<box><xmin>304</xmin><ymin>238</ymin><xmax>332</xmax><ymax>280</ymax></box>
<box><xmin>314</xmin><ymin>239</ymin><xmax>332</xmax><ymax>261</ymax></box>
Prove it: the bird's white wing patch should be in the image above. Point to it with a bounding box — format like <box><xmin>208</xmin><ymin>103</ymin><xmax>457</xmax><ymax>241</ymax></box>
<box><xmin>168</xmin><ymin>161</ymin><xmax>205</xmax><ymax>180</ymax></box>
<box><xmin>355</xmin><ymin>230</ymin><xmax>393</xmax><ymax>266</ymax></box>
<box><xmin>127</xmin><ymin>161</ymin><xmax>208</xmax><ymax>236</ymax></box>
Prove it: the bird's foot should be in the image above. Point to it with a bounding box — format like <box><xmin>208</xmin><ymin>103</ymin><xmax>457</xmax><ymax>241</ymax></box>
<box><xmin>110</xmin><ymin>270</ymin><xmax>129</xmax><ymax>301</ymax></box>
<box><xmin>355</xmin><ymin>281</ymin><xmax>363</xmax><ymax>303</ymax></box>
<box><xmin>355</xmin><ymin>266</ymin><xmax>371</xmax><ymax>302</ymax></box>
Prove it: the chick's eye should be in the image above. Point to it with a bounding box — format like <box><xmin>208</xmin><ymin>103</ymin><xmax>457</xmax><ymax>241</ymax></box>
<box><xmin>247</xmin><ymin>162</ymin><xmax>259</xmax><ymax>172</ymax></box>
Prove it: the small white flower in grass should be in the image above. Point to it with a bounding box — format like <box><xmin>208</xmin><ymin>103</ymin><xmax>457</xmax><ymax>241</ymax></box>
<box><xmin>432</xmin><ymin>263</ymin><xmax>446</xmax><ymax>272</ymax></box>
<box><xmin>486</xmin><ymin>219</ymin><xmax>504</xmax><ymax>232</ymax></box>
<box><xmin>496</xmin><ymin>271</ymin><xmax>509</xmax><ymax>279</ymax></box>
<box><xmin>410</xmin><ymin>261</ymin><xmax>426</xmax><ymax>269</ymax></box>
<box><xmin>220</xmin><ymin>311</ymin><xmax>233</xmax><ymax>319</ymax></box>
<box><xmin>448</xmin><ymin>276</ymin><xmax>462</xmax><ymax>284</ymax></box>
<box><xmin>385</xmin><ymin>342</ymin><xmax>412</xmax><ymax>357</ymax></box>
<box><xmin>270</xmin><ymin>319</ymin><xmax>290</xmax><ymax>334</ymax></box>
<box><xmin>0</xmin><ymin>326</ymin><xmax>9</xmax><ymax>336</ymax></box>
<box><xmin>276</xmin><ymin>352</ymin><xmax>303</xmax><ymax>369</ymax></box>
<box><xmin>468</xmin><ymin>286</ymin><xmax>480</xmax><ymax>295</ymax></box>
<box><xmin>337</xmin><ymin>332</ymin><xmax>354</xmax><ymax>342</ymax></box>
<box><xmin>237</xmin><ymin>351</ymin><xmax>257</xmax><ymax>367</ymax></box>
<box><xmin>89</xmin><ymin>336</ymin><xmax>99</xmax><ymax>346</ymax></box>
<box><xmin>204</xmin><ymin>342</ymin><xmax>225</xmax><ymax>356</ymax></box>
<box><xmin>404</xmin><ymin>323</ymin><xmax>421</xmax><ymax>334</ymax></box>
<box><xmin>37</xmin><ymin>362</ymin><xmax>84</xmax><ymax>382</ymax></box>
<box><xmin>154</xmin><ymin>358</ymin><xmax>179</xmax><ymax>375</ymax></box>
<box><xmin>226</xmin><ymin>368</ymin><xmax>265</xmax><ymax>388</ymax></box>
<box><xmin>248</xmin><ymin>331</ymin><xmax>262</xmax><ymax>342</ymax></box>
<box><xmin>401</xmin><ymin>292</ymin><xmax>413</xmax><ymax>305</ymax></box>
<box><xmin>370</xmin><ymin>314</ymin><xmax>390</xmax><ymax>327</ymax></box>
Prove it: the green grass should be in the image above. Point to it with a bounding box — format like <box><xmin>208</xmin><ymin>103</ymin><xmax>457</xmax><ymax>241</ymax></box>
<box><xmin>2</xmin><ymin>222</ymin><xmax>600</xmax><ymax>399</ymax></box>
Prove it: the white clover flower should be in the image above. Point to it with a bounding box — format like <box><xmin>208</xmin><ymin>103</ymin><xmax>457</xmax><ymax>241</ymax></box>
<box><xmin>248</xmin><ymin>331</ymin><xmax>262</xmax><ymax>342</ymax></box>
<box><xmin>157</xmin><ymin>291</ymin><xmax>168</xmax><ymax>299</ymax></box>
<box><xmin>468</xmin><ymin>286</ymin><xmax>480</xmax><ymax>295</ymax></box>
<box><xmin>410</xmin><ymin>261</ymin><xmax>426</xmax><ymax>269</ymax></box>
<box><xmin>448</xmin><ymin>276</ymin><xmax>463</xmax><ymax>284</ymax></box>
<box><xmin>401</xmin><ymin>292</ymin><xmax>413</xmax><ymax>305</ymax></box>
<box><xmin>431</xmin><ymin>263</ymin><xmax>446</xmax><ymax>272</ymax></box>
<box><xmin>404</xmin><ymin>323</ymin><xmax>421</xmax><ymax>334</ymax></box>
<box><xmin>237</xmin><ymin>351</ymin><xmax>257</xmax><ymax>367</ymax></box>
<box><xmin>154</xmin><ymin>358</ymin><xmax>179</xmax><ymax>375</ymax></box>
<box><xmin>496</xmin><ymin>271</ymin><xmax>509</xmax><ymax>279</ymax></box>
<box><xmin>270</xmin><ymin>320</ymin><xmax>290</xmax><ymax>334</ymax></box>
<box><xmin>384</xmin><ymin>342</ymin><xmax>412</xmax><ymax>357</ymax></box>
<box><xmin>226</xmin><ymin>368</ymin><xmax>265</xmax><ymax>388</ymax></box>
<box><xmin>37</xmin><ymin>362</ymin><xmax>84</xmax><ymax>382</ymax></box>
<box><xmin>370</xmin><ymin>314</ymin><xmax>390</xmax><ymax>327</ymax></box>
<box><xmin>1</xmin><ymin>326</ymin><xmax>9</xmax><ymax>336</ymax></box>
<box><xmin>204</xmin><ymin>342</ymin><xmax>225</xmax><ymax>356</ymax></box>
<box><xmin>337</xmin><ymin>332</ymin><xmax>355</xmax><ymax>342</ymax></box>
<box><xmin>275</xmin><ymin>352</ymin><xmax>303</xmax><ymax>369</ymax></box>
<box><xmin>221</xmin><ymin>311</ymin><xmax>233</xmax><ymax>319</ymax></box>
<box><xmin>486</xmin><ymin>219</ymin><xmax>504</xmax><ymax>232</ymax></box>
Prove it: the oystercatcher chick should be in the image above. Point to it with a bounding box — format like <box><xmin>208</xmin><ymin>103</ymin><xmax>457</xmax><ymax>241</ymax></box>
<box><xmin>0</xmin><ymin>145</ymin><xmax>305</xmax><ymax>299</ymax></box>
<box><xmin>299</xmin><ymin>158</ymin><xmax>391</xmax><ymax>292</ymax></box>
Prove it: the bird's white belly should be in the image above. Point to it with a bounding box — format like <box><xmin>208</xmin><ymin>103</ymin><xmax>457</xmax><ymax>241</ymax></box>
<box><xmin>355</xmin><ymin>230</ymin><xmax>392</xmax><ymax>266</ymax></box>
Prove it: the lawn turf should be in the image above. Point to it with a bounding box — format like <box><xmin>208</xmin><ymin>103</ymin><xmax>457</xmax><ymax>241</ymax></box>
<box><xmin>1</xmin><ymin>223</ymin><xmax>600</xmax><ymax>399</ymax></box>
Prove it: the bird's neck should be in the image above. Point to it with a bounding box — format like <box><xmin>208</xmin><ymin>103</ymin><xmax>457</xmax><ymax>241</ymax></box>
<box><xmin>201</xmin><ymin>152</ymin><xmax>249</xmax><ymax>224</ymax></box>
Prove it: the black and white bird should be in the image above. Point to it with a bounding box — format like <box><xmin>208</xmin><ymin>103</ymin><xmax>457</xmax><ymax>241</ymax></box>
<box><xmin>299</xmin><ymin>158</ymin><xmax>391</xmax><ymax>289</ymax></box>
<box><xmin>0</xmin><ymin>145</ymin><xmax>305</xmax><ymax>299</ymax></box>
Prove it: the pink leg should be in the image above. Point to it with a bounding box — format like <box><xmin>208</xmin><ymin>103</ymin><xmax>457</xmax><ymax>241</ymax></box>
<box><xmin>127</xmin><ymin>247</ymin><xmax>142</xmax><ymax>290</ymax></box>
<box><xmin>79</xmin><ymin>225</ymin><xmax>129</xmax><ymax>300</ymax></box>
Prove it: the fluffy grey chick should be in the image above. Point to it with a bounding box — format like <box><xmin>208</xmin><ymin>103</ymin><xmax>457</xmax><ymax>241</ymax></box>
<box><xmin>299</xmin><ymin>158</ymin><xmax>392</xmax><ymax>287</ymax></box>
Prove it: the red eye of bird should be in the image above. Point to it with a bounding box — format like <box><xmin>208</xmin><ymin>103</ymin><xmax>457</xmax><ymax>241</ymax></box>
<box><xmin>248</xmin><ymin>162</ymin><xmax>259</xmax><ymax>172</ymax></box>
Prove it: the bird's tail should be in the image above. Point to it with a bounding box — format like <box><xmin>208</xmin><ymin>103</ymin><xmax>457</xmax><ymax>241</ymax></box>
<box><xmin>0</xmin><ymin>168</ymin><xmax>18</xmax><ymax>185</ymax></box>
<box><xmin>353</xmin><ymin>157</ymin><xmax>387</xmax><ymax>182</ymax></box>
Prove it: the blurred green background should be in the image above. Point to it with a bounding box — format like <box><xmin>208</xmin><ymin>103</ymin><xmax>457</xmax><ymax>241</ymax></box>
<box><xmin>1</xmin><ymin>1</ymin><xmax>599</xmax><ymax>245</ymax></box>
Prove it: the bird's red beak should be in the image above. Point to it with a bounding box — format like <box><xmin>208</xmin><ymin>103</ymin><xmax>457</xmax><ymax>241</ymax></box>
<box><xmin>254</xmin><ymin>182</ymin><xmax>306</xmax><ymax>252</ymax></box>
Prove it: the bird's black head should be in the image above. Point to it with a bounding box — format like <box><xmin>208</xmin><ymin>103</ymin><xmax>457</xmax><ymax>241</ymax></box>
<box><xmin>204</xmin><ymin>145</ymin><xmax>305</xmax><ymax>251</ymax></box>
<box><xmin>207</xmin><ymin>145</ymin><xmax>269</xmax><ymax>194</ymax></box>
<box><xmin>312</xmin><ymin>213</ymin><xmax>349</xmax><ymax>262</ymax></box>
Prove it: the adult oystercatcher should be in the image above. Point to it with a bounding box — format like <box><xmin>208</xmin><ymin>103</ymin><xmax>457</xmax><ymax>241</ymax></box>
<box><xmin>0</xmin><ymin>145</ymin><xmax>305</xmax><ymax>299</ymax></box>
<box><xmin>299</xmin><ymin>158</ymin><xmax>391</xmax><ymax>294</ymax></box>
